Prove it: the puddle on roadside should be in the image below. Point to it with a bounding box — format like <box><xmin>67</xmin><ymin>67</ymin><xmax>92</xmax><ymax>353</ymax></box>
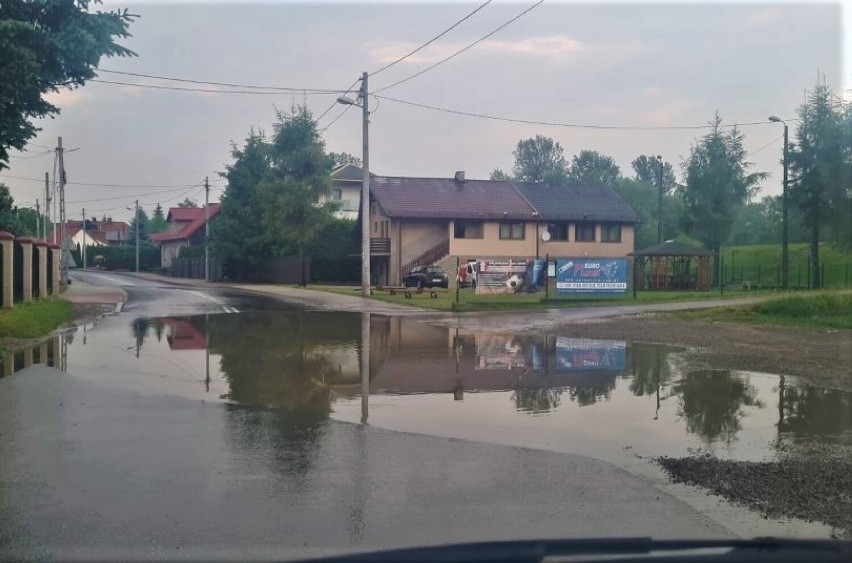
<box><xmin>4</xmin><ymin>310</ymin><xmax>850</xmax><ymax>468</ymax></box>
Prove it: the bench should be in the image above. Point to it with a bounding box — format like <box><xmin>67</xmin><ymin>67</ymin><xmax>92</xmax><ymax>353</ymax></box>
<box><xmin>373</xmin><ymin>286</ymin><xmax>444</xmax><ymax>299</ymax></box>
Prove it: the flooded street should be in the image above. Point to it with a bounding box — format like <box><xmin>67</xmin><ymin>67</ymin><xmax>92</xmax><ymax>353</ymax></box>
<box><xmin>10</xmin><ymin>310</ymin><xmax>848</xmax><ymax>466</ymax></box>
<box><xmin>2</xmin><ymin>305</ymin><xmax>851</xmax><ymax>556</ymax></box>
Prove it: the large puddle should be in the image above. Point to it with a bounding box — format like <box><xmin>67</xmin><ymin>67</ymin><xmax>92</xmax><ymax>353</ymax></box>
<box><xmin>5</xmin><ymin>310</ymin><xmax>850</xmax><ymax>468</ymax></box>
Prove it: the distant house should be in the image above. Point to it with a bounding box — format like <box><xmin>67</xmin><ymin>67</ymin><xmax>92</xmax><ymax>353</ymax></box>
<box><xmin>150</xmin><ymin>204</ymin><xmax>221</xmax><ymax>268</ymax></box>
<box><xmin>52</xmin><ymin>217</ymin><xmax>129</xmax><ymax>246</ymax></box>
<box><xmin>366</xmin><ymin>170</ymin><xmax>640</xmax><ymax>286</ymax></box>
<box><xmin>71</xmin><ymin>228</ymin><xmax>107</xmax><ymax>249</ymax></box>
<box><xmin>320</xmin><ymin>163</ymin><xmax>374</xmax><ymax>221</ymax></box>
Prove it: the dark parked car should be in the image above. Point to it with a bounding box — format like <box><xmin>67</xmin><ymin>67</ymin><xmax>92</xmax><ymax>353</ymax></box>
<box><xmin>403</xmin><ymin>265</ymin><xmax>449</xmax><ymax>289</ymax></box>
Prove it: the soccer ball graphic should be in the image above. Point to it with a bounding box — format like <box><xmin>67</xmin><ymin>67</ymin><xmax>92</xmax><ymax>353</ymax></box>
<box><xmin>506</xmin><ymin>274</ymin><xmax>523</xmax><ymax>289</ymax></box>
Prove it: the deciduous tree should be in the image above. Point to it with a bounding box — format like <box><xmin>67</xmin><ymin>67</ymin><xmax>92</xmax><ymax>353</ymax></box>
<box><xmin>511</xmin><ymin>135</ymin><xmax>569</xmax><ymax>184</ymax></box>
<box><xmin>631</xmin><ymin>154</ymin><xmax>677</xmax><ymax>192</ymax></box>
<box><xmin>0</xmin><ymin>0</ymin><xmax>135</xmax><ymax>168</ymax></box>
<box><xmin>567</xmin><ymin>149</ymin><xmax>622</xmax><ymax>186</ymax></box>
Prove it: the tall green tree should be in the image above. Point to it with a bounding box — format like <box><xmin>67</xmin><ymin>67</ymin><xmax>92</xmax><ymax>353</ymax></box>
<box><xmin>567</xmin><ymin>149</ymin><xmax>622</xmax><ymax>186</ymax></box>
<box><xmin>788</xmin><ymin>80</ymin><xmax>851</xmax><ymax>288</ymax></box>
<box><xmin>680</xmin><ymin>113</ymin><xmax>766</xmax><ymax>283</ymax></box>
<box><xmin>259</xmin><ymin>105</ymin><xmax>336</xmax><ymax>286</ymax></box>
<box><xmin>0</xmin><ymin>183</ymin><xmax>40</xmax><ymax>235</ymax></box>
<box><xmin>210</xmin><ymin>131</ymin><xmax>277</xmax><ymax>279</ymax></box>
<box><xmin>127</xmin><ymin>207</ymin><xmax>150</xmax><ymax>245</ymax></box>
<box><xmin>613</xmin><ymin>178</ymin><xmax>688</xmax><ymax>249</ymax></box>
<box><xmin>511</xmin><ymin>135</ymin><xmax>569</xmax><ymax>184</ymax></box>
<box><xmin>631</xmin><ymin>154</ymin><xmax>677</xmax><ymax>191</ymax></box>
<box><xmin>148</xmin><ymin>202</ymin><xmax>167</xmax><ymax>234</ymax></box>
<box><xmin>0</xmin><ymin>0</ymin><xmax>135</xmax><ymax>168</ymax></box>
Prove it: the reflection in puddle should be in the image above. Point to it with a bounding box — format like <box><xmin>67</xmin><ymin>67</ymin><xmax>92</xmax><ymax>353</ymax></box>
<box><xmin>6</xmin><ymin>311</ymin><xmax>852</xmax><ymax>464</ymax></box>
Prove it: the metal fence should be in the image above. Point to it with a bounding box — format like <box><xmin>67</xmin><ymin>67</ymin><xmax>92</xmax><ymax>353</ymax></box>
<box><xmin>170</xmin><ymin>257</ymin><xmax>224</xmax><ymax>281</ymax></box>
<box><xmin>722</xmin><ymin>262</ymin><xmax>850</xmax><ymax>290</ymax></box>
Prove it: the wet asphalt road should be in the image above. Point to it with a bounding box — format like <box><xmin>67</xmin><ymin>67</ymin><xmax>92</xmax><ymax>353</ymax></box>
<box><xmin>0</xmin><ymin>272</ymin><xmax>732</xmax><ymax>560</ymax></box>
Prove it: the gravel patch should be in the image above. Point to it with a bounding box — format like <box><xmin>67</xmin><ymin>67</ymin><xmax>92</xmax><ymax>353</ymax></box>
<box><xmin>657</xmin><ymin>446</ymin><xmax>852</xmax><ymax>539</ymax></box>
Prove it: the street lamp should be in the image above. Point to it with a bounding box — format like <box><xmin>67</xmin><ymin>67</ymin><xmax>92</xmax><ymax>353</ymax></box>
<box><xmin>768</xmin><ymin>115</ymin><xmax>789</xmax><ymax>289</ymax></box>
<box><xmin>337</xmin><ymin>72</ymin><xmax>371</xmax><ymax>298</ymax></box>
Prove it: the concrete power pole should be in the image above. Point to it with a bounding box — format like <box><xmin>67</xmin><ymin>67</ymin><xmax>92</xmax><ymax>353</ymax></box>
<box><xmin>360</xmin><ymin>71</ymin><xmax>371</xmax><ymax>297</ymax></box>
<box><xmin>43</xmin><ymin>172</ymin><xmax>51</xmax><ymax>242</ymax></box>
<box><xmin>82</xmin><ymin>208</ymin><xmax>87</xmax><ymax>269</ymax></box>
<box><xmin>36</xmin><ymin>199</ymin><xmax>41</xmax><ymax>239</ymax></box>
<box><xmin>57</xmin><ymin>137</ymin><xmax>68</xmax><ymax>285</ymax></box>
<box><xmin>204</xmin><ymin>176</ymin><xmax>210</xmax><ymax>282</ymax></box>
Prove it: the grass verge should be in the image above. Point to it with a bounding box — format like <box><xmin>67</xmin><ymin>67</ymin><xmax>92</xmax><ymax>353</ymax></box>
<box><xmin>673</xmin><ymin>291</ymin><xmax>852</xmax><ymax>329</ymax></box>
<box><xmin>0</xmin><ymin>298</ymin><xmax>76</xmax><ymax>339</ymax></box>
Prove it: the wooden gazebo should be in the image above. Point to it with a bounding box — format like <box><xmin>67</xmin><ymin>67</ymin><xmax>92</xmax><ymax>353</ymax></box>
<box><xmin>629</xmin><ymin>240</ymin><xmax>715</xmax><ymax>291</ymax></box>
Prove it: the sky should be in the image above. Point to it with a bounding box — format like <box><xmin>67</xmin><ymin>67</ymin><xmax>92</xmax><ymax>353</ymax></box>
<box><xmin>2</xmin><ymin>0</ymin><xmax>845</xmax><ymax>225</ymax></box>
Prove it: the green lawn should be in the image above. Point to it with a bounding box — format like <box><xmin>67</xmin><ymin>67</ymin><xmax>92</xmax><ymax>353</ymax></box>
<box><xmin>308</xmin><ymin>283</ymin><xmax>779</xmax><ymax>312</ymax></box>
<box><xmin>674</xmin><ymin>291</ymin><xmax>852</xmax><ymax>329</ymax></box>
<box><xmin>0</xmin><ymin>298</ymin><xmax>75</xmax><ymax>339</ymax></box>
<box><xmin>721</xmin><ymin>242</ymin><xmax>851</xmax><ymax>289</ymax></box>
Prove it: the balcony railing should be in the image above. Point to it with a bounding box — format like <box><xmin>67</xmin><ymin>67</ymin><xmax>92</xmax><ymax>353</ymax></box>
<box><xmin>370</xmin><ymin>237</ymin><xmax>390</xmax><ymax>254</ymax></box>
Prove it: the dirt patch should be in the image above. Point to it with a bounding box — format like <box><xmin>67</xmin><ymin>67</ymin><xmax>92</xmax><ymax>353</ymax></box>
<box><xmin>657</xmin><ymin>444</ymin><xmax>852</xmax><ymax>539</ymax></box>
<box><xmin>554</xmin><ymin>315</ymin><xmax>852</xmax><ymax>389</ymax></box>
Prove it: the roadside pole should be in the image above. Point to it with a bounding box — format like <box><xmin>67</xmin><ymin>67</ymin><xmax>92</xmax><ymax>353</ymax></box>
<box><xmin>360</xmin><ymin>72</ymin><xmax>371</xmax><ymax>298</ymax></box>
<box><xmin>135</xmin><ymin>199</ymin><xmax>140</xmax><ymax>273</ymax></box>
<box><xmin>57</xmin><ymin>137</ymin><xmax>68</xmax><ymax>286</ymax></box>
<box><xmin>204</xmin><ymin>176</ymin><xmax>210</xmax><ymax>282</ymax></box>
<box><xmin>82</xmin><ymin>208</ymin><xmax>86</xmax><ymax>269</ymax></box>
<box><xmin>44</xmin><ymin>172</ymin><xmax>50</xmax><ymax>242</ymax></box>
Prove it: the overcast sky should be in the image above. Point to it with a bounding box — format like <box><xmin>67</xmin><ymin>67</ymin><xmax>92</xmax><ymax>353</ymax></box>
<box><xmin>2</xmin><ymin>0</ymin><xmax>845</xmax><ymax>224</ymax></box>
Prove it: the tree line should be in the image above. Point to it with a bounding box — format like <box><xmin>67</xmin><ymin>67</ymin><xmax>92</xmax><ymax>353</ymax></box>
<box><xmin>489</xmin><ymin>80</ymin><xmax>851</xmax><ymax>287</ymax></box>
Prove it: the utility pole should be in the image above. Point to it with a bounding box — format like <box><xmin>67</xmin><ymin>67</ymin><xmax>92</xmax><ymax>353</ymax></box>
<box><xmin>204</xmin><ymin>176</ymin><xmax>210</xmax><ymax>282</ymax></box>
<box><xmin>360</xmin><ymin>71</ymin><xmax>371</xmax><ymax>297</ymax></box>
<box><xmin>656</xmin><ymin>155</ymin><xmax>664</xmax><ymax>244</ymax></box>
<box><xmin>135</xmin><ymin>199</ymin><xmax>140</xmax><ymax>273</ymax></box>
<box><xmin>781</xmin><ymin>123</ymin><xmax>789</xmax><ymax>290</ymax></box>
<box><xmin>43</xmin><ymin>172</ymin><xmax>50</xmax><ymax>242</ymax></box>
<box><xmin>36</xmin><ymin>199</ymin><xmax>41</xmax><ymax>239</ymax></box>
<box><xmin>57</xmin><ymin>137</ymin><xmax>68</xmax><ymax>285</ymax></box>
<box><xmin>82</xmin><ymin>208</ymin><xmax>87</xmax><ymax>269</ymax></box>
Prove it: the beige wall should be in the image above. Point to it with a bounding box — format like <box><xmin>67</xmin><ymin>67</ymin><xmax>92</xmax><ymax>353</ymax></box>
<box><xmin>541</xmin><ymin>223</ymin><xmax>634</xmax><ymax>258</ymax></box>
<box><xmin>450</xmin><ymin>220</ymin><xmax>634</xmax><ymax>259</ymax></box>
<box><xmin>450</xmin><ymin>220</ymin><xmax>536</xmax><ymax>257</ymax></box>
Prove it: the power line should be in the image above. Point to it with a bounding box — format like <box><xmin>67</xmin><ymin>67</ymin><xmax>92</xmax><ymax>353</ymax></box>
<box><xmin>84</xmin><ymin>182</ymin><xmax>206</xmax><ymax>214</ymax></box>
<box><xmin>0</xmin><ymin>173</ymin><xmax>205</xmax><ymax>188</ymax></box>
<box><xmin>97</xmin><ymin>69</ymin><xmax>346</xmax><ymax>93</ymax></box>
<box><xmin>90</xmin><ymin>79</ymin><xmax>343</xmax><ymax>96</ymax></box>
<box><xmin>320</xmin><ymin>104</ymin><xmax>354</xmax><ymax>133</ymax></box>
<box><xmin>750</xmin><ymin>135</ymin><xmax>783</xmax><ymax>156</ymax></box>
<box><xmin>67</xmin><ymin>184</ymin><xmax>199</xmax><ymax>204</ymax></box>
<box><xmin>9</xmin><ymin>150</ymin><xmax>53</xmax><ymax>160</ymax></box>
<box><xmin>316</xmin><ymin>77</ymin><xmax>362</xmax><ymax>125</ymax></box>
<box><xmin>374</xmin><ymin>0</ymin><xmax>544</xmax><ymax>94</ymax></box>
<box><xmin>375</xmin><ymin>94</ymin><xmax>795</xmax><ymax>131</ymax></box>
<box><xmin>369</xmin><ymin>0</ymin><xmax>493</xmax><ymax>77</ymax></box>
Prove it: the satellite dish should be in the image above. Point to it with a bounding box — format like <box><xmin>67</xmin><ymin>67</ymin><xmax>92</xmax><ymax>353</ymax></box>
<box><xmin>541</xmin><ymin>230</ymin><xmax>551</xmax><ymax>242</ymax></box>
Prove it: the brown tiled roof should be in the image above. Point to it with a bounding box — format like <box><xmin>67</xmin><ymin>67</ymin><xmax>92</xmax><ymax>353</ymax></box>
<box><xmin>370</xmin><ymin>177</ymin><xmax>536</xmax><ymax>220</ymax></box>
<box><xmin>514</xmin><ymin>183</ymin><xmax>640</xmax><ymax>224</ymax></box>
<box><xmin>151</xmin><ymin>204</ymin><xmax>220</xmax><ymax>243</ymax></box>
<box><xmin>166</xmin><ymin>207</ymin><xmax>203</xmax><ymax>222</ymax></box>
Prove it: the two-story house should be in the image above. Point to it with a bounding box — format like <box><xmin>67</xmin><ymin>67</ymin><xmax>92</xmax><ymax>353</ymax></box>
<box><xmin>366</xmin><ymin>171</ymin><xmax>639</xmax><ymax>286</ymax></box>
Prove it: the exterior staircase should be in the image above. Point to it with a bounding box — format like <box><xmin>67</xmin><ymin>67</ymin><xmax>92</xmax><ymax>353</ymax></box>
<box><xmin>401</xmin><ymin>239</ymin><xmax>449</xmax><ymax>278</ymax></box>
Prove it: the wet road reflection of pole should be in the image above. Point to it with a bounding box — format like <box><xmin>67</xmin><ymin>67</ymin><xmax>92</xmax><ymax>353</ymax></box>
<box><xmin>360</xmin><ymin>312</ymin><xmax>370</xmax><ymax>425</ymax></box>
<box><xmin>205</xmin><ymin>313</ymin><xmax>210</xmax><ymax>394</ymax></box>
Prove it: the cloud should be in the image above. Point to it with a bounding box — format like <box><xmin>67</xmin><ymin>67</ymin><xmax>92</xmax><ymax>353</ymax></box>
<box><xmin>44</xmin><ymin>88</ymin><xmax>90</xmax><ymax>108</ymax></box>
<box><xmin>366</xmin><ymin>34</ymin><xmax>584</xmax><ymax>64</ymax></box>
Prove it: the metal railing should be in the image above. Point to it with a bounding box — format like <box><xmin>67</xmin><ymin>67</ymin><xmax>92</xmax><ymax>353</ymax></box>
<box><xmin>401</xmin><ymin>239</ymin><xmax>450</xmax><ymax>277</ymax></box>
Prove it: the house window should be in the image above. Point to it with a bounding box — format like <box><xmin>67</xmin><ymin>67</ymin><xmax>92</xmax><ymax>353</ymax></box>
<box><xmin>546</xmin><ymin>223</ymin><xmax>569</xmax><ymax>241</ymax></box>
<box><xmin>601</xmin><ymin>224</ymin><xmax>622</xmax><ymax>243</ymax></box>
<box><xmin>454</xmin><ymin>220</ymin><xmax>484</xmax><ymax>239</ymax></box>
<box><xmin>373</xmin><ymin>221</ymin><xmax>378</xmax><ymax>233</ymax></box>
<box><xmin>332</xmin><ymin>188</ymin><xmax>342</xmax><ymax>200</ymax></box>
<box><xmin>575</xmin><ymin>223</ymin><xmax>596</xmax><ymax>242</ymax></box>
<box><xmin>499</xmin><ymin>222</ymin><xmax>525</xmax><ymax>240</ymax></box>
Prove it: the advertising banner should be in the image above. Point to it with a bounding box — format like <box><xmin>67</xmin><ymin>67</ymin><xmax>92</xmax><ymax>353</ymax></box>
<box><xmin>554</xmin><ymin>337</ymin><xmax>626</xmax><ymax>372</ymax></box>
<box><xmin>555</xmin><ymin>258</ymin><xmax>627</xmax><ymax>294</ymax></box>
<box><xmin>475</xmin><ymin>258</ymin><xmax>546</xmax><ymax>295</ymax></box>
